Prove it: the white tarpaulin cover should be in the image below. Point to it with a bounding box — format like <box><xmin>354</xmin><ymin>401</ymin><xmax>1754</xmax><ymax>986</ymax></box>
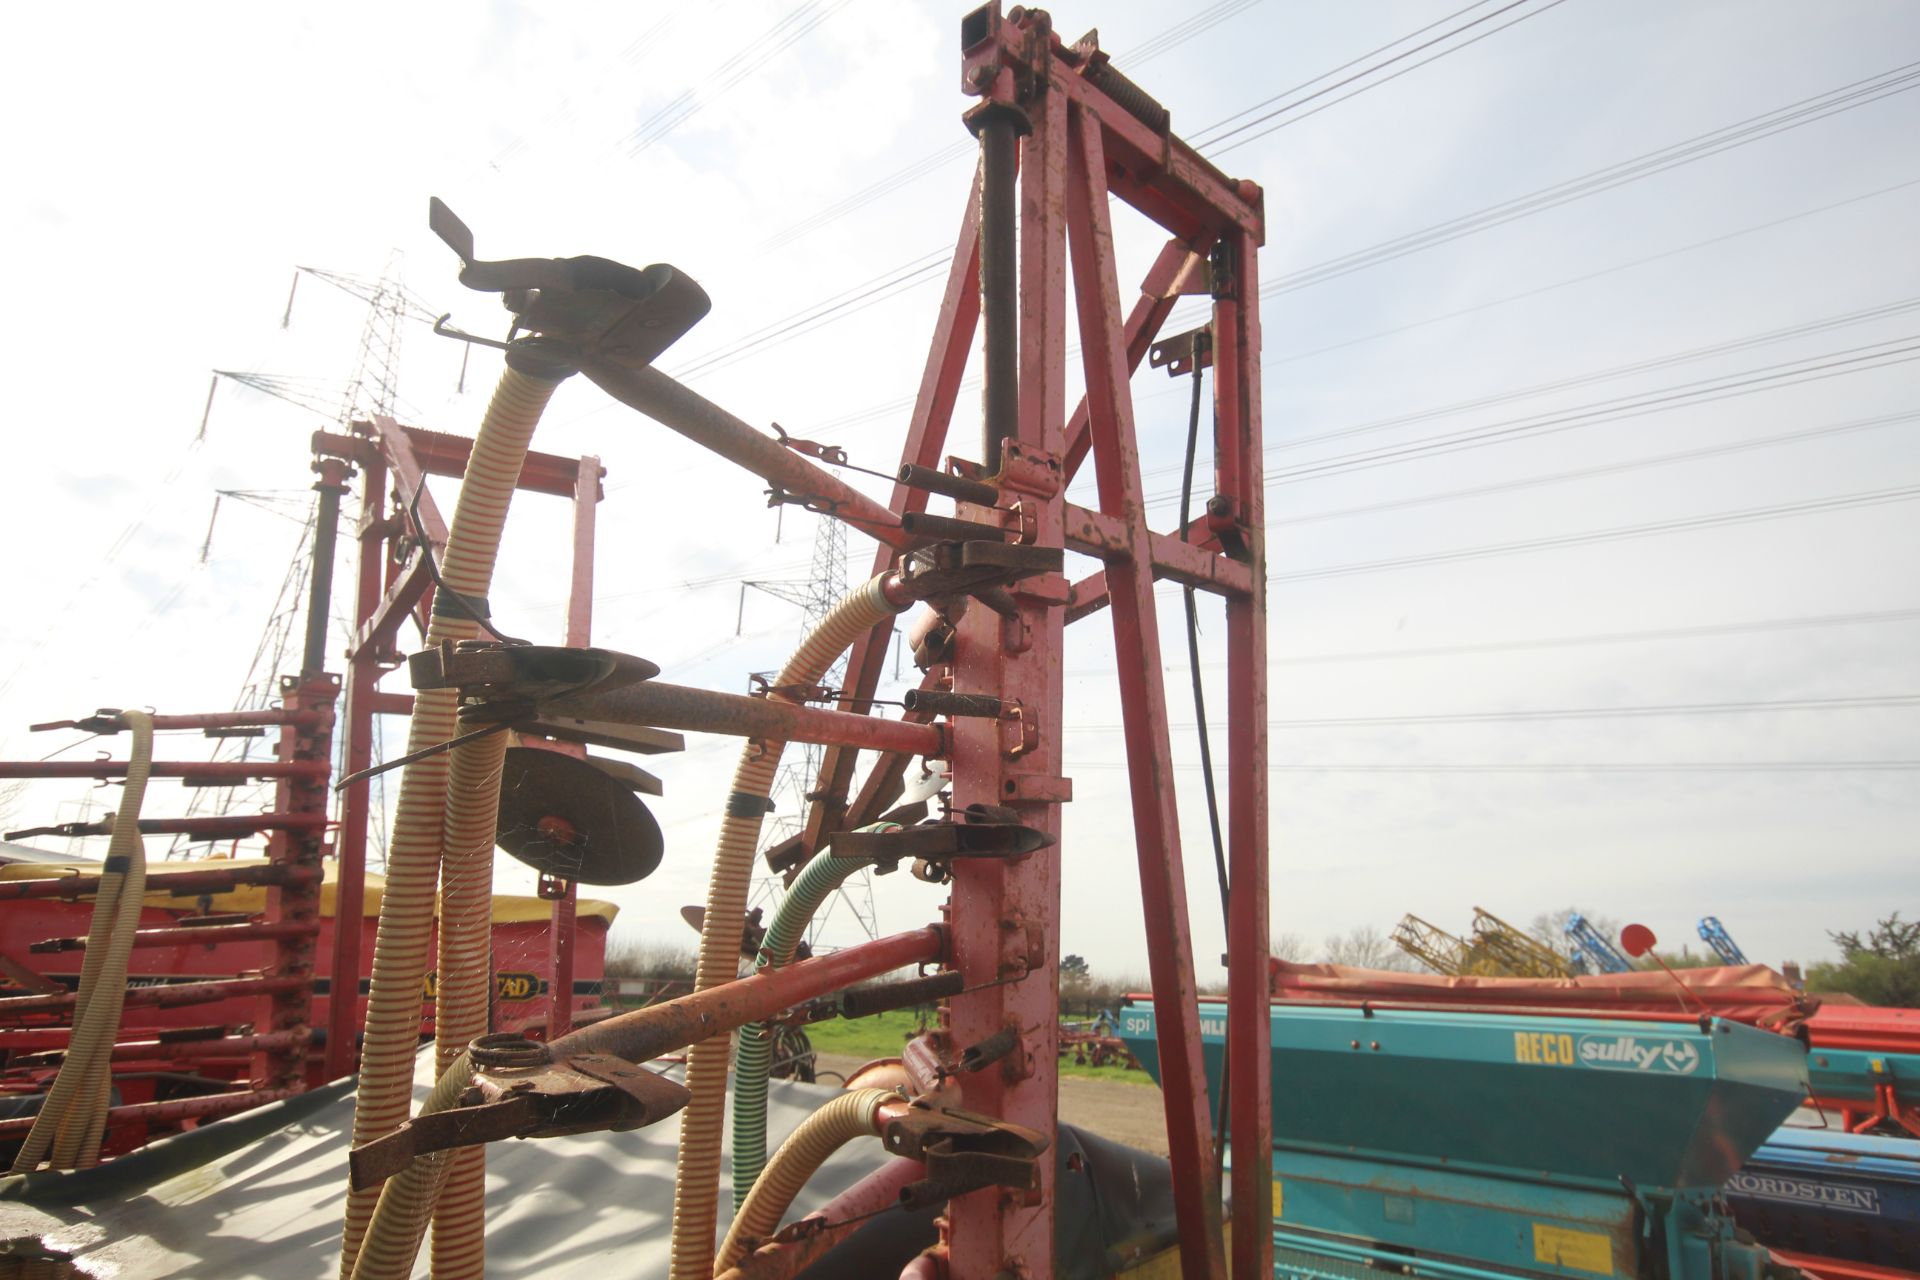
<box><xmin>0</xmin><ymin>1052</ymin><xmax>896</xmax><ymax>1279</ymax></box>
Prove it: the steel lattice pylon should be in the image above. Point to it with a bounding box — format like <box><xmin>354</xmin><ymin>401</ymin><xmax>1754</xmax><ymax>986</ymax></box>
<box><xmin>742</xmin><ymin>513</ymin><xmax>883</xmax><ymax>945</ymax></box>
<box><xmin>186</xmin><ymin>257</ymin><xmax>418</xmax><ymax>848</ymax></box>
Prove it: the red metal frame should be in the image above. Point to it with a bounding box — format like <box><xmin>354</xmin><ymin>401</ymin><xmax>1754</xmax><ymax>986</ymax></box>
<box><xmin>0</xmin><ymin>687</ymin><xmax>336</xmax><ymax>1150</ymax></box>
<box><xmin>691</xmin><ymin>10</ymin><xmax>1268</xmax><ymax>1276</ymax></box>
<box><xmin>313</xmin><ymin>415</ymin><xmax>607</xmax><ymax>1075</ymax></box>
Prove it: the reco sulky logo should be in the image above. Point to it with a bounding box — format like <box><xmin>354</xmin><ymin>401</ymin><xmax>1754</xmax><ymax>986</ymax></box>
<box><xmin>1574</xmin><ymin>1034</ymin><xmax>1701</xmax><ymax>1075</ymax></box>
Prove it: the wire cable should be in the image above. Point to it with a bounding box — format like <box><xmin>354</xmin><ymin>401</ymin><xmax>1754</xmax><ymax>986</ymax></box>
<box><xmin>1071</xmin><ymin>693</ymin><xmax>1920</xmax><ymax>733</ymax></box>
<box><xmin>1261</xmin><ymin>409</ymin><xmax>1920</xmax><ymax>528</ymax></box>
<box><xmin>1268</xmin><ymin>485</ymin><xmax>1920</xmax><ymax>584</ymax></box>
<box><xmin>1196</xmin><ymin>0</ymin><xmax>1569</xmax><ymax>155</ymax></box>
<box><xmin>1255</xmin><ymin>60</ymin><xmax>1920</xmax><ymax>299</ymax></box>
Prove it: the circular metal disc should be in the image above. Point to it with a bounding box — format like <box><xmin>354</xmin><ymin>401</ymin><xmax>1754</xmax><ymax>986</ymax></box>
<box><xmin>496</xmin><ymin>747</ymin><xmax>663</xmax><ymax>886</ymax></box>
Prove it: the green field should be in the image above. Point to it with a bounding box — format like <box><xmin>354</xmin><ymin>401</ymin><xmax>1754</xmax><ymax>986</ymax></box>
<box><xmin>802</xmin><ymin>1009</ymin><xmax>1156</xmax><ymax>1086</ymax></box>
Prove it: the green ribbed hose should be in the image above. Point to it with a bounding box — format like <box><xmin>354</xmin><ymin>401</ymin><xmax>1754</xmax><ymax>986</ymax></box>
<box><xmin>729</xmin><ymin>827</ymin><xmax>896</xmax><ymax>1211</ymax></box>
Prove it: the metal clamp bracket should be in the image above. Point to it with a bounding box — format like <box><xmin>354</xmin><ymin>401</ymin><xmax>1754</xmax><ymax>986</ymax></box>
<box><xmin>883</xmin><ymin>1101</ymin><xmax>1050</xmax><ymax>1202</ymax></box>
<box><xmin>409</xmin><ymin>641</ymin><xmax>658</xmax><ymax>706</ymax></box>
<box><xmin>347</xmin><ymin>1051</ymin><xmax>690</xmax><ymax>1191</ymax></box>
<box><xmin>829</xmin><ymin>809</ymin><xmax>1053</xmax><ymax>866</ymax></box>
<box><xmin>898</xmin><ymin>539</ymin><xmax>1063</xmax><ymax>602</ymax></box>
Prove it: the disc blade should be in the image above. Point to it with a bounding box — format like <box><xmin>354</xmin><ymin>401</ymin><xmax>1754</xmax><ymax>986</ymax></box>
<box><xmin>496</xmin><ymin>747</ymin><xmax>663</xmax><ymax>886</ymax></box>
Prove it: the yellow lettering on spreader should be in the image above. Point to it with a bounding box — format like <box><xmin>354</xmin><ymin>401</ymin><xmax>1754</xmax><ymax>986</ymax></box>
<box><xmin>1516</xmin><ymin>1031</ymin><xmax>1578</xmax><ymax>1066</ymax></box>
<box><xmin>1533</xmin><ymin>1224</ymin><xmax>1613</xmax><ymax>1275</ymax></box>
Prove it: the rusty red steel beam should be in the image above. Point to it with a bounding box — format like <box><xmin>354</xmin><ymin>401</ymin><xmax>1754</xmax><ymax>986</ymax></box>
<box><xmin>13</xmin><ymin>1029</ymin><xmax>311</xmax><ymax>1067</ymax></box>
<box><xmin>799</xmin><ymin>183</ymin><xmax>983</xmax><ymax>872</ymax></box>
<box><xmin>717</xmin><ymin>1158</ymin><xmax>928</xmax><ymax>1280</ymax></box>
<box><xmin>961</xmin><ymin>5</ymin><xmax>1260</xmax><ymax>242</ymax></box>
<box><xmin>1217</xmin><ymin>220</ymin><xmax>1273</xmax><ymax>1279</ymax></box>
<box><xmin>545</xmin><ymin>679</ymin><xmax>944</xmax><ymax>758</ymax></box>
<box><xmin>1051</xmin><ymin>65</ymin><xmax>1260</xmax><ymax>243</ymax></box>
<box><xmin>398</xmin><ymin>424</ymin><xmax>590</xmax><ymax>499</ymax></box>
<box><xmin>940</xmin><ymin>69</ymin><xmax>1071</xmax><ymax>1280</ymax></box>
<box><xmin>1065</xmin><ymin>99</ymin><xmax>1225</xmax><ymax>1280</ymax></box>
<box><xmin>30</xmin><ymin>919</ymin><xmax>321</xmax><ymax>953</ymax></box>
<box><xmin>0</xmin><ymin>863</ymin><xmax>320</xmax><ymax>902</ymax></box>
<box><xmin>578</xmin><ymin>361</ymin><xmax>917</xmax><ymax>550</ymax></box>
<box><xmin>324</xmin><ymin>423</ymin><xmax>594</xmax><ymax>500</ymax></box>
<box><xmin>548</xmin><ymin>926</ymin><xmax>946</xmax><ymax>1063</ymax></box>
<box><xmin>0</xmin><ymin>975</ymin><xmax>307</xmax><ymax>1018</ymax></box>
<box><xmin>1061</xmin><ymin>237</ymin><xmax>1209</xmax><ymax>480</ymax></box>
<box><xmin>1061</xmin><ymin>504</ymin><xmax>1253</xmax><ymax>597</ymax></box>
<box><xmin>367</xmin><ymin>416</ymin><xmax>449</xmax><ymax>550</ymax></box>
<box><xmin>0</xmin><ymin>760</ymin><xmax>330</xmax><ymax>782</ymax></box>
<box><xmin>368</xmin><ymin>691</ymin><xmax>414</xmax><ymax>717</ymax></box>
<box><xmin>0</xmin><ymin>1087</ymin><xmax>296</xmax><ymax>1140</ymax></box>
<box><xmin>353</xmin><ymin>549</ymin><xmax>433</xmax><ymax>656</ymax></box>
<box><xmin>329</xmin><ymin>433</ymin><xmax>390</xmax><ymax>1082</ymax></box>
<box><xmin>548</xmin><ymin>450</ymin><xmax>602</xmax><ymax>1039</ymax></box>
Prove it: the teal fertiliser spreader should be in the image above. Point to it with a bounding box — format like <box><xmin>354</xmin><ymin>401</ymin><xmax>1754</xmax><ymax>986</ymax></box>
<box><xmin>1117</xmin><ymin>1001</ymin><xmax>1809</xmax><ymax>1280</ymax></box>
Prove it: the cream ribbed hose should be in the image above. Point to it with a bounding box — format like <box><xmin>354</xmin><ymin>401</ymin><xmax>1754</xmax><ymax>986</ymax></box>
<box><xmin>669</xmin><ymin>576</ymin><xmax>907</xmax><ymax>1280</ymax></box>
<box><xmin>347</xmin><ymin>1051</ymin><xmax>476</xmax><ymax>1280</ymax></box>
<box><xmin>339</xmin><ymin>356</ymin><xmax>571</xmax><ymax>1279</ymax></box>
<box><xmin>714</xmin><ymin>1089</ymin><xmax>897</xmax><ymax>1275</ymax></box>
<box><xmin>9</xmin><ymin>710</ymin><xmax>153</xmax><ymax>1173</ymax></box>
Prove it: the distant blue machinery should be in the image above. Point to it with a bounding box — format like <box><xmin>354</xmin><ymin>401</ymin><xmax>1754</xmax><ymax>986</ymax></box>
<box><xmin>1565</xmin><ymin>913</ymin><xmax>1633</xmax><ymax>975</ymax></box>
<box><xmin>1699</xmin><ymin>916</ymin><xmax>1751</xmax><ymax>965</ymax></box>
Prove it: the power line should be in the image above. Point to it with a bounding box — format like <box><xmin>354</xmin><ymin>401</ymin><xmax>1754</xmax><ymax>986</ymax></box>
<box><xmin>1260</xmin><ymin>409</ymin><xmax>1920</xmax><ymax>528</ymax></box>
<box><xmin>728</xmin><ymin>2</ymin><xmax>1564</xmax><ymax>362</ymax></box>
<box><xmin>1278</xmin><ymin>297</ymin><xmax>1920</xmax><ymax>458</ymax></box>
<box><xmin>1256</xmin><ymin>336</ymin><xmax>1920</xmax><ymax>488</ymax></box>
<box><xmin>1070</xmin><ymin>693</ymin><xmax>1920</xmax><ymax>733</ymax></box>
<box><xmin>1061</xmin><ymin>608</ymin><xmax>1920</xmax><ymax>674</ymax></box>
<box><xmin>1065</xmin><ymin>760</ymin><xmax>1920</xmax><ymax>774</ymax></box>
<box><xmin>789</xmin><ymin>176</ymin><xmax>1920</xmax><ymax>447</ymax></box>
<box><xmin>666</xmin><ymin>249</ymin><xmax>951</xmax><ymax>380</ymax></box>
<box><xmin>621</xmin><ymin>0</ymin><xmax>856</xmax><ymax>156</ymax></box>
<box><xmin>1255</xmin><ymin>59</ymin><xmax>1920</xmax><ymax>299</ymax></box>
<box><xmin>1261</xmin><ymin>176</ymin><xmax>1920</xmax><ymax>371</ymax></box>
<box><xmin>1195</xmin><ymin>0</ymin><xmax>1569</xmax><ymax>154</ymax></box>
<box><xmin>1138</xmin><ymin>312</ymin><xmax>1920</xmax><ymax>498</ymax></box>
<box><xmin>757</xmin><ymin>0</ymin><xmax>1271</xmax><ymax>252</ymax></box>
<box><xmin>1071</xmin><ymin>607</ymin><xmax>1920</xmax><ymax>671</ymax></box>
<box><xmin>756</xmin><ymin>56</ymin><xmax>1920</xmax><ymax>389</ymax></box>
<box><xmin>1187</xmin><ymin>0</ymin><xmax>1499</xmax><ymax>146</ymax></box>
<box><xmin>1268</xmin><ymin>484</ymin><xmax>1920</xmax><ymax>584</ymax></box>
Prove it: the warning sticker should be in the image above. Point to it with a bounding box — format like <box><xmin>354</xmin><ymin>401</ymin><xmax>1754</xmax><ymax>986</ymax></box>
<box><xmin>1533</xmin><ymin>1224</ymin><xmax>1613</xmax><ymax>1276</ymax></box>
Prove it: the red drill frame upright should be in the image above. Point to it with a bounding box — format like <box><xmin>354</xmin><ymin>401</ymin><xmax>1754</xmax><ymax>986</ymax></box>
<box><xmin>786</xmin><ymin>8</ymin><xmax>1270</xmax><ymax>1276</ymax></box>
<box><xmin>312</xmin><ymin>415</ymin><xmax>608</xmax><ymax>1078</ymax></box>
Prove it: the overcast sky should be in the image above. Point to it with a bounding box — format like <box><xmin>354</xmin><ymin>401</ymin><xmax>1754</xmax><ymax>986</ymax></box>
<box><xmin>3</xmin><ymin>0</ymin><xmax>1915</xmax><ymax>981</ymax></box>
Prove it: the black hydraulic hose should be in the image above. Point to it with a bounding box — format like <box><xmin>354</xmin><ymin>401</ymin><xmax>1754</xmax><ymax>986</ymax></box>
<box><xmin>1179</xmin><ymin>365</ymin><xmax>1230</xmax><ymax>931</ymax></box>
<box><xmin>1178</xmin><ymin>358</ymin><xmax>1233</xmax><ymax>1185</ymax></box>
<box><xmin>977</xmin><ymin>109</ymin><xmax>1020</xmax><ymax>472</ymax></box>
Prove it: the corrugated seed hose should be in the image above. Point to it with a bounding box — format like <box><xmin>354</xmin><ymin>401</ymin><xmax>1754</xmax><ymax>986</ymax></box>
<box><xmin>670</xmin><ymin>576</ymin><xmax>908</xmax><ymax>1280</ymax></box>
<box><xmin>713</xmin><ymin>1088</ymin><xmax>898</xmax><ymax>1275</ymax></box>
<box><xmin>427</xmin><ymin>722</ymin><xmax>512</xmax><ymax>1279</ymax></box>
<box><xmin>347</xmin><ymin>1050</ymin><xmax>476</xmax><ymax>1280</ymax></box>
<box><xmin>339</xmin><ymin>355</ymin><xmax>572</xmax><ymax>1280</ymax></box>
<box><xmin>729</xmin><ymin>826</ymin><xmax>896</xmax><ymax>1209</ymax></box>
<box><xmin>9</xmin><ymin>711</ymin><xmax>154</xmax><ymax>1173</ymax></box>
